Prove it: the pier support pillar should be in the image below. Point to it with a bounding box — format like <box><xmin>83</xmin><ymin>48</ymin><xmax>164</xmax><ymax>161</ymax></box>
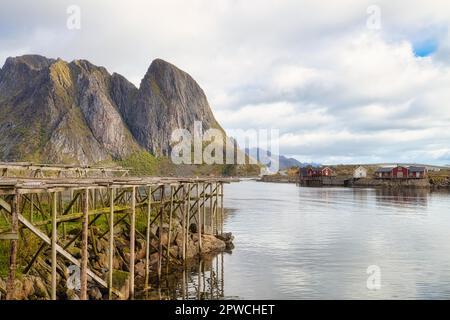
<box><xmin>80</xmin><ymin>188</ymin><xmax>89</xmax><ymax>300</ymax></box>
<box><xmin>51</xmin><ymin>192</ymin><xmax>57</xmax><ymax>300</ymax></box>
<box><xmin>197</xmin><ymin>183</ymin><xmax>202</xmax><ymax>252</ymax></box>
<box><xmin>108</xmin><ymin>187</ymin><xmax>115</xmax><ymax>299</ymax></box>
<box><xmin>6</xmin><ymin>193</ymin><xmax>19</xmax><ymax>300</ymax></box>
<box><xmin>145</xmin><ymin>186</ymin><xmax>152</xmax><ymax>290</ymax></box>
<box><xmin>129</xmin><ymin>187</ymin><xmax>136</xmax><ymax>299</ymax></box>
<box><xmin>210</xmin><ymin>183</ymin><xmax>213</xmax><ymax>234</ymax></box>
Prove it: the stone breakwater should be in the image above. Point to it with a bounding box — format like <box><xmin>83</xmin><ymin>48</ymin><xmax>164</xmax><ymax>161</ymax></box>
<box><xmin>0</xmin><ymin>217</ymin><xmax>234</xmax><ymax>300</ymax></box>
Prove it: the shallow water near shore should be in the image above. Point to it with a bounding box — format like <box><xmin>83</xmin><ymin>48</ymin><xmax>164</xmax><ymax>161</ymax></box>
<box><xmin>146</xmin><ymin>180</ymin><xmax>450</xmax><ymax>299</ymax></box>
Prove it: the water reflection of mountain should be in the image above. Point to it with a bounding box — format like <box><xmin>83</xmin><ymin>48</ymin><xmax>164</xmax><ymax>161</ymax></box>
<box><xmin>375</xmin><ymin>188</ymin><xmax>429</xmax><ymax>208</ymax></box>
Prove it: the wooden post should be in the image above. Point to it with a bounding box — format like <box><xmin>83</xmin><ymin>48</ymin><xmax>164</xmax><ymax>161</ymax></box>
<box><xmin>59</xmin><ymin>191</ymin><xmax>65</xmax><ymax>239</ymax></box>
<box><xmin>30</xmin><ymin>193</ymin><xmax>33</xmax><ymax>224</ymax></box>
<box><xmin>51</xmin><ymin>192</ymin><xmax>58</xmax><ymax>300</ymax></box>
<box><xmin>186</xmin><ymin>183</ymin><xmax>190</xmax><ymax>258</ymax></box>
<box><xmin>70</xmin><ymin>190</ymin><xmax>74</xmax><ymax>215</ymax></box>
<box><xmin>197</xmin><ymin>183</ymin><xmax>202</xmax><ymax>252</ymax></box>
<box><xmin>158</xmin><ymin>186</ymin><xmax>164</xmax><ymax>279</ymax></box>
<box><xmin>80</xmin><ymin>188</ymin><xmax>89</xmax><ymax>300</ymax></box>
<box><xmin>202</xmin><ymin>183</ymin><xmax>206</xmax><ymax>234</ymax></box>
<box><xmin>181</xmin><ymin>185</ymin><xmax>186</xmax><ymax>260</ymax></box>
<box><xmin>129</xmin><ymin>187</ymin><xmax>136</xmax><ymax>299</ymax></box>
<box><xmin>145</xmin><ymin>186</ymin><xmax>152</xmax><ymax>289</ymax></box>
<box><xmin>93</xmin><ymin>189</ymin><xmax>97</xmax><ymax>210</ymax></box>
<box><xmin>6</xmin><ymin>193</ymin><xmax>19</xmax><ymax>300</ymax></box>
<box><xmin>210</xmin><ymin>183</ymin><xmax>213</xmax><ymax>234</ymax></box>
<box><xmin>167</xmin><ymin>185</ymin><xmax>174</xmax><ymax>264</ymax></box>
<box><xmin>215</xmin><ymin>182</ymin><xmax>219</xmax><ymax>235</ymax></box>
<box><xmin>108</xmin><ymin>187</ymin><xmax>115</xmax><ymax>299</ymax></box>
<box><xmin>221</xmin><ymin>183</ymin><xmax>224</xmax><ymax>235</ymax></box>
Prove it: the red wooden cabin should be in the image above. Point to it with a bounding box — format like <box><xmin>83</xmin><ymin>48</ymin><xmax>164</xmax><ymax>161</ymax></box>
<box><xmin>321</xmin><ymin>167</ymin><xmax>333</xmax><ymax>176</ymax></box>
<box><xmin>375</xmin><ymin>165</ymin><xmax>426</xmax><ymax>179</ymax></box>
<box><xmin>408</xmin><ymin>166</ymin><xmax>427</xmax><ymax>178</ymax></box>
<box><xmin>392</xmin><ymin>166</ymin><xmax>408</xmax><ymax>178</ymax></box>
<box><xmin>306</xmin><ymin>167</ymin><xmax>333</xmax><ymax>177</ymax></box>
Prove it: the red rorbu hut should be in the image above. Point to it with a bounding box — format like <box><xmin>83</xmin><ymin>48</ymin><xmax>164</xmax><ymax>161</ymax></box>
<box><xmin>391</xmin><ymin>166</ymin><xmax>408</xmax><ymax>178</ymax></box>
<box><xmin>375</xmin><ymin>165</ymin><xmax>427</xmax><ymax>179</ymax></box>
<box><xmin>408</xmin><ymin>166</ymin><xmax>428</xmax><ymax>178</ymax></box>
<box><xmin>306</xmin><ymin>166</ymin><xmax>334</xmax><ymax>177</ymax></box>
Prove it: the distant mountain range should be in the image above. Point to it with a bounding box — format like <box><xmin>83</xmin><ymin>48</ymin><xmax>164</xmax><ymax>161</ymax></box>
<box><xmin>245</xmin><ymin>148</ymin><xmax>320</xmax><ymax>172</ymax></box>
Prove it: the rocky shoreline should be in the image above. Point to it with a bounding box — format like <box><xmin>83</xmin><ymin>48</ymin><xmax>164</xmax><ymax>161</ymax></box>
<box><xmin>351</xmin><ymin>178</ymin><xmax>432</xmax><ymax>188</ymax></box>
<box><xmin>259</xmin><ymin>175</ymin><xmax>450</xmax><ymax>189</ymax></box>
<box><xmin>0</xmin><ymin>216</ymin><xmax>234</xmax><ymax>300</ymax></box>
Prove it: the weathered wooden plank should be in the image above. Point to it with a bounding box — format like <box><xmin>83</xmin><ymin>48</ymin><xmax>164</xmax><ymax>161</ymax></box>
<box><xmin>0</xmin><ymin>232</ymin><xmax>18</xmax><ymax>240</ymax></box>
<box><xmin>129</xmin><ymin>187</ymin><xmax>136</xmax><ymax>299</ymax></box>
<box><xmin>51</xmin><ymin>192</ymin><xmax>57</xmax><ymax>300</ymax></box>
<box><xmin>108</xmin><ymin>187</ymin><xmax>115</xmax><ymax>300</ymax></box>
<box><xmin>145</xmin><ymin>186</ymin><xmax>151</xmax><ymax>290</ymax></box>
<box><xmin>197</xmin><ymin>183</ymin><xmax>202</xmax><ymax>252</ymax></box>
<box><xmin>80</xmin><ymin>189</ymin><xmax>89</xmax><ymax>300</ymax></box>
<box><xmin>167</xmin><ymin>186</ymin><xmax>174</xmax><ymax>264</ymax></box>
<box><xmin>1</xmin><ymin>207</ymin><xmax>120</xmax><ymax>295</ymax></box>
<box><xmin>6</xmin><ymin>194</ymin><xmax>18</xmax><ymax>300</ymax></box>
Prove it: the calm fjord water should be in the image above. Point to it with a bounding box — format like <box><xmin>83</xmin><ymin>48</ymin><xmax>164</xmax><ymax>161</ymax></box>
<box><xmin>215</xmin><ymin>180</ymin><xmax>450</xmax><ymax>299</ymax></box>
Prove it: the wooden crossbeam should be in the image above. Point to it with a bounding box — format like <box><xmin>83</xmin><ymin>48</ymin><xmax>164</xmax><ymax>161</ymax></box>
<box><xmin>0</xmin><ymin>197</ymin><xmax>122</xmax><ymax>298</ymax></box>
<box><xmin>0</xmin><ymin>178</ymin><xmax>226</xmax><ymax>300</ymax></box>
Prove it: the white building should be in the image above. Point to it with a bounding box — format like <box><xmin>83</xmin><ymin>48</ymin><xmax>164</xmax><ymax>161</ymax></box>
<box><xmin>353</xmin><ymin>166</ymin><xmax>367</xmax><ymax>178</ymax></box>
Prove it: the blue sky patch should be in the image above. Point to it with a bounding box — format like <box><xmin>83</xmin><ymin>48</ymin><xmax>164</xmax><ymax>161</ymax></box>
<box><xmin>412</xmin><ymin>38</ymin><xmax>439</xmax><ymax>57</ymax></box>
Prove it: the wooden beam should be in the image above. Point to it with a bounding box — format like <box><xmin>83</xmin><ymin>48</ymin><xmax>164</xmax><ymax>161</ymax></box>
<box><xmin>215</xmin><ymin>182</ymin><xmax>219</xmax><ymax>235</ymax></box>
<box><xmin>220</xmin><ymin>183</ymin><xmax>224</xmax><ymax>235</ymax></box>
<box><xmin>51</xmin><ymin>192</ymin><xmax>57</xmax><ymax>300</ymax></box>
<box><xmin>7</xmin><ymin>208</ymin><xmax>114</xmax><ymax>294</ymax></box>
<box><xmin>182</xmin><ymin>185</ymin><xmax>186</xmax><ymax>260</ymax></box>
<box><xmin>0</xmin><ymin>232</ymin><xmax>18</xmax><ymax>240</ymax></box>
<box><xmin>167</xmin><ymin>186</ymin><xmax>174</xmax><ymax>264</ymax></box>
<box><xmin>145</xmin><ymin>186</ymin><xmax>151</xmax><ymax>290</ymax></box>
<box><xmin>80</xmin><ymin>189</ymin><xmax>89</xmax><ymax>300</ymax></box>
<box><xmin>202</xmin><ymin>183</ymin><xmax>206</xmax><ymax>234</ymax></box>
<box><xmin>129</xmin><ymin>187</ymin><xmax>136</xmax><ymax>299</ymax></box>
<box><xmin>6</xmin><ymin>193</ymin><xmax>18</xmax><ymax>300</ymax></box>
<box><xmin>157</xmin><ymin>186</ymin><xmax>164</xmax><ymax>279</ymax></box>
<box><xmin>185</xmin><ymin>183</ymin><xmax>191</xmax><ymax>260</ymax></box>
<box><xmin>210</xmin><ymin>183</ymin><xmax>214</xmax><ymax>234</ymax></box>
<box><xmin>108</xmin><ymin>187</ymin><xmax>115</xmax><ymax>300</ymax></box>
<box><xmin>197</xmin><ymin>183</ymin><xmax>202</xmax><ymax>252</ymax></box>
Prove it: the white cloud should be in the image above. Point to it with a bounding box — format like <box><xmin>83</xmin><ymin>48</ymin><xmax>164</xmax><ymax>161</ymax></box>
<box><xmin>1</xmin><ymin>0</ymin><xmax>450</xmax><ymax>164</ymax></box>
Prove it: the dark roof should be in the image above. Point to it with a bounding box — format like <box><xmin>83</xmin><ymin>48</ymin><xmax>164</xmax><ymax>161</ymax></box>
<box><xmin>375</xmin><ymin>167</ymin><xmax>394</xmax><ymax>173</ymax></box>
<box><xmin>408</xmin><ymin>166</ymin><xmax>427</xmax><ymax>172</ymax></box>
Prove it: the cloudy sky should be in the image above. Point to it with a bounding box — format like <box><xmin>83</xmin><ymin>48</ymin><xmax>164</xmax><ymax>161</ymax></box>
<box><xmin>1</xmin><ymin>0</ymin><xmax>450</xmax><ymax>165</ymax></box>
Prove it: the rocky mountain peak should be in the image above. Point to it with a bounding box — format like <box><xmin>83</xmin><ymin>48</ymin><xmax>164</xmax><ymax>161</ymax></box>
<box><xmin>140</xmin><ymin>58</ymin><xmax>207</xmax><ymax>106</ymax></box>
<box><xmin>0</xmin><ymin>55</ymin><xmax>223</xmax><ymax>164</ymax></box>
<box><xmin>124</xmin><ymin>58</ymin><xmax>222</xmax><ymax>156</ymax></box>
<box><xmin>4</xmin><ymin>54</ymin><xmax>55</xmax><ymax>71</ymax></box>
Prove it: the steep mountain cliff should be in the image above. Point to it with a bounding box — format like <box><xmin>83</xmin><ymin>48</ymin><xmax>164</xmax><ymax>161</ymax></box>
<box><xmin>126</xmin><ymin>59</ymin><xmax>223</xmax><ymax>157</ymax></box>
<box><xmin>0</xmin><ymin>55</ymin><xmax>223</xmax><ymax>165</ymax></box>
